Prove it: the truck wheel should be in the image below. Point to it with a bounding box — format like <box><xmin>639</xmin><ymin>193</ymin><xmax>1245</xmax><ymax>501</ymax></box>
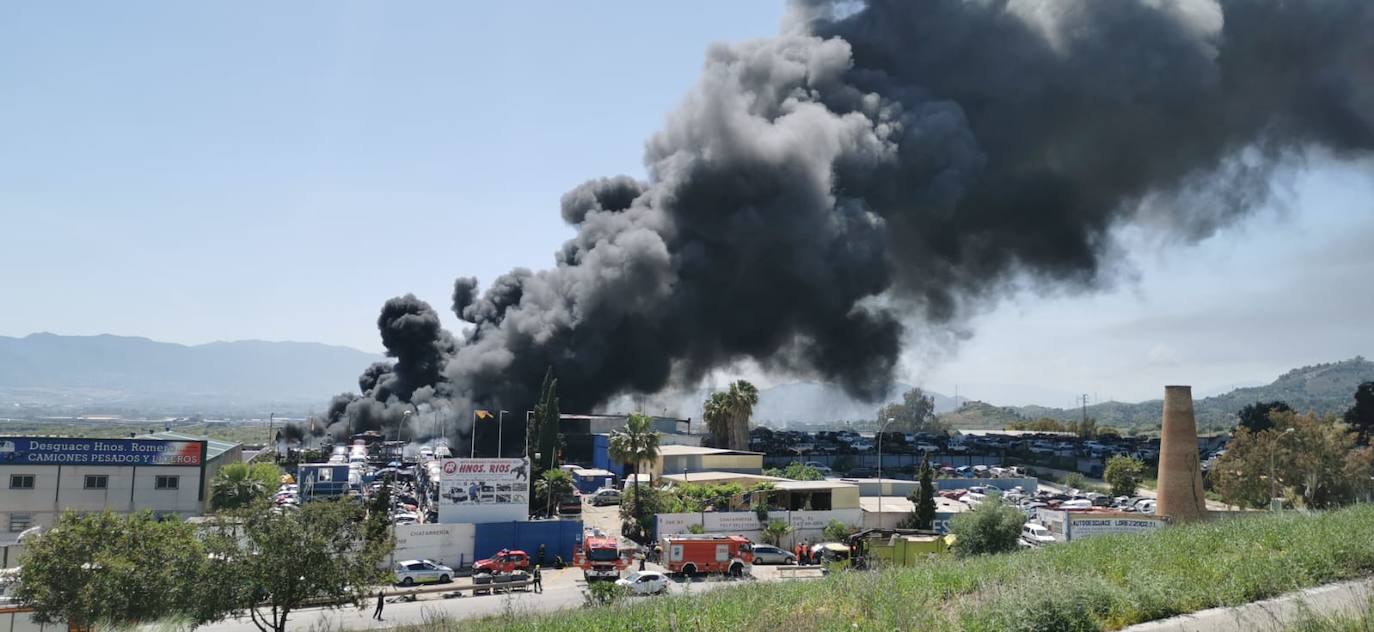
<box><xmin>680</xmin><ymin>563</ymin><xmax>696</xmax><ymax>577</ymax></box>
<box><xmin>729</xmin><ymin>563</ymin><xmax>743</xmax><ymax>578</ymax></box>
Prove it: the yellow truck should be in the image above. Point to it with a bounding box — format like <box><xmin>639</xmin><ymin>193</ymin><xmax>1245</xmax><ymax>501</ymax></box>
<box><xmin>844</xmin><ymin>529</ymin><xmax>956</xmax><ymax>568</ymax></box>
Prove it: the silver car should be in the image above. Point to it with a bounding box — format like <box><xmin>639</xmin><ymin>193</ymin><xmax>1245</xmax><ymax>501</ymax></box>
<box><xmin>749</xmin><ymin>544</ymin><xmax>796</xmax><ymax>565</ymax></box>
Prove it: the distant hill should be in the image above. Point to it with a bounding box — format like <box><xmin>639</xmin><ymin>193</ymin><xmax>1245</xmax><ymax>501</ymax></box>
<box><xmin>940</xmin><ymin>357</ymin><xmax>1374</xmax><ymax>432</ymax></box>
<box><xmin>0</xmin><ymin>333</ymin><xmax>382</xmax><ymax>412</ymax></box>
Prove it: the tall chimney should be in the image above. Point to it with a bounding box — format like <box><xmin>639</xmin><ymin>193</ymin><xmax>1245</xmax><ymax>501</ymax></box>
<box><xmin>1155</xmin><ymin>385</ymin><xmax>1207</xmax><ymax>522</ymax></box>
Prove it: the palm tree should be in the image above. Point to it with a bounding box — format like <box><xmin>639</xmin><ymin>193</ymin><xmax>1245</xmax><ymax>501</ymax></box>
<box><xmin>703</xmin><ymin>391</ymin><xmax>731</xmax><ymax>448</ymax></box>
<box><xmin>727</xmin><ymin>381</ymin><xmax>759</xmax><ymax>451</ymax></box>
<box><xmin>211</xmin><ymin>463</ymin><xmax>268</xmax><ymax>511</ymax></box>
<box><xmin>610</xmin><ymin>412</ymin><xmax>661</xmax><ymax>563</ymax></box>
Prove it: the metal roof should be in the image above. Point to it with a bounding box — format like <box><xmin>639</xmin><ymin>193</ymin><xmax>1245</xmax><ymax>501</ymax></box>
<box><xmin>657</xmin><ymin>445</ymin><xmax>763</xmax><ymax>457</ymax></box>
<box><xmin>136</xmin><ymin>431</ymin><xmax>240</xmax><ymax>460</ymax></box>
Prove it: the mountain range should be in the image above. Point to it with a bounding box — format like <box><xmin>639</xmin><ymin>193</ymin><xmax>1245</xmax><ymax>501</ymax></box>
<box><xmin>0</xmin><ymin>333</ymin><xmax>381</xmax><ymax>413</ymax></box>
<box><xmin>1</xmin><ymin>333</ymin><xmax>1369</xmax><ymax>430</ymax></box>
<box><xmin>951</xmin><ymin>357</ymin><xmax>1374</xmax><ymax>432</ymax></box>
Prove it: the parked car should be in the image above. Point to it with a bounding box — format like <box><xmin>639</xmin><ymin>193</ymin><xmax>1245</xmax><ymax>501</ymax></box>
<box><xmin>615</xmin><ymin>570</ymin><xmax>670</xmax><ymax>595</ymax></box>
<box><xmin>803</xmin><ymin>462</ymin><xmax>833</xmax><ymax>476</ymax></box>
<box><xmin>394</xmin><ymin>559</ymin><xmax>453</xmax><ymax>586</ymax></box>
<box><xmin>749</xmin><ymin>544</ymin><xmax>797</xmax><ymax>565</ymax></box>
<box><xmin>1020</xmin><ymin>523</ymin><xmax>1056</xmax><ymax>546</ymax></box>
<box><xmin>589</xmin><ymin>488</ymin><xmax>622</xmax><ymax>506</ymax></box>
<box><xmin>474</xmin><ymin>549</ymin><xmax>531</xmax><ymax>574</ymax></box>
<box><xmin>846</xmin><ymin>467</ymin><xmax>877</xmax><ymax>478</ymax></box>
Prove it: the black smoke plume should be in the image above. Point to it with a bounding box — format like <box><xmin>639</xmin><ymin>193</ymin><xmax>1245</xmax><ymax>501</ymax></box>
<box><xmin>301</xmin><ymin>0</ymin><xmax>1374</xmax><ymax>451</ymax></box>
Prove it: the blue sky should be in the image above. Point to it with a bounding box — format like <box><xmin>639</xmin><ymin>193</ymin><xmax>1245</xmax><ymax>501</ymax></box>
<box><xmin>2</xmin><ymin>1</ymin><xmax>1371</xmax><ymax>406</ymax></box>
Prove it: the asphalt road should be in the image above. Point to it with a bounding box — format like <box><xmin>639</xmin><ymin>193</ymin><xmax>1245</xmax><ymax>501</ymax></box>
<box><xmin>186</xmin><ymin>563</ymin><xmax>801</xmax><ymax>632</ymax></box>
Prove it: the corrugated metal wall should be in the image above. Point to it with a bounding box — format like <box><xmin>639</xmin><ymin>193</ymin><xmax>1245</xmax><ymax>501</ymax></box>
<box><xmin>473</xmin><ymin>520</ymin><xmax>583</xmax><ymax>565</ymax></box>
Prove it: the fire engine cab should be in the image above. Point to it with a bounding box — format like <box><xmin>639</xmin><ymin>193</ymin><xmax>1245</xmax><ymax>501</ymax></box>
<box><xmin>574</xmin><ymin>528</ymin><xmax>626</xmax><ymax>580</ymax></box>
<box><xmin>659</xmin><ymin>534</ymin><xmax>754</xmax><ymax>577</ymax></box>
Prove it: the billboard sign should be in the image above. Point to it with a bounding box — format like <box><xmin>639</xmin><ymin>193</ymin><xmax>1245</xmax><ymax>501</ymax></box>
<box><xmin>436</xmin><ymin>458</ymin><xmax>530</xmax><ymax>525</ymax></box>
<box><xmin>0</xmin><ymin>438</ymin><xmax>203</xmax><ymax>467</ymax></box>
<box><xmin>1038</xmin><ymin>510</ymin><xmax>1166</xmax><ymax>541</ymax></box>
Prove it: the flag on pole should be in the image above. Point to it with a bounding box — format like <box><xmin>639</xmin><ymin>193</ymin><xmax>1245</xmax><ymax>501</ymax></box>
<box><xmin>475</xmin><ymin>410</ymin><xmax>493</xmax><ymax>420</ymax></box>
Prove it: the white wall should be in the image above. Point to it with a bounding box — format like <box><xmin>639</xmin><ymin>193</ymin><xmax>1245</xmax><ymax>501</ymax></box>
<box><xmin>0</xmin><ymin>464</ymin><xmax>203</xmax><ymax>532</ymax></box>
<box><xmin>656</xmin><ymin>509</ymin><xmax>863</xmax><ymax>548</ymax></box>
<box><xmin>390</xmin><ymin>523</ymin><xmax>475</xmax><ymax>569</ymax></box>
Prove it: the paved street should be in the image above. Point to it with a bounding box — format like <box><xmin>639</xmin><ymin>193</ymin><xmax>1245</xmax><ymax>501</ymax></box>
<box><xmin>187</xmin><ymin>563</ymin><xmax>805</xmax><ymax>632</ymax></box>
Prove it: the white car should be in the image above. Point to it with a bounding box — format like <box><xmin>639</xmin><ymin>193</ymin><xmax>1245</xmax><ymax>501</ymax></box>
<box><xmin>615</xmin><ymin>570</ymin><xmax>669</xmax><ymax>595</ymax></box>
<box><xmin>1021</xmin><ymin>523</ymin><xmax>1056</xmax><ymax>546</ymax></box>
<box><xmin>394</xmin><ymin>559</ymin><xmax>453</xmax><ymax>586</ymax></box>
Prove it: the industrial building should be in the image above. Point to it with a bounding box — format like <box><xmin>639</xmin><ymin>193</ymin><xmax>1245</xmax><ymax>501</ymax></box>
<box><xmin>0</xmin><ymin>434</ymin><xmax>241</xmax><ymax>536</ymax></box>
<box><xmin>650</xmin><ymin>445</ymin><xmax>765</xmax><ymax>478</ymax></box>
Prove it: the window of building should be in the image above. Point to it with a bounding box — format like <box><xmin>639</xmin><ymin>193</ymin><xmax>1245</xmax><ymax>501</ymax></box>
<box><xmin>8</xmin><ymin>514</ymin><xmax>32</xmax><ymax>533</ymax></box>
<box><xmin>84</xmin><ymin>475</ymin><xmax>109</xmax><ymax>490</ymax></box>
<box><xmin>155</xmin><ymin>475</ymin><xmax>180</xmax><ymax>490</ymax></box>
<box><xmin>9</xmin><ymin>474</ymin><xmax>35</xmax><ymax>490</ymax></box>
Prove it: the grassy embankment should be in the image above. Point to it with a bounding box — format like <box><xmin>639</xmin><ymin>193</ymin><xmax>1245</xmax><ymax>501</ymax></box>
<box><xmin>1287</xmin><ymin>600</ymin><xmax>1374</xmax><ymax>631</ymax></box>
<box><xmin>403</xmin><ymin>505</ymin><xmax>1374</xmax><ymax>632</ymax></box>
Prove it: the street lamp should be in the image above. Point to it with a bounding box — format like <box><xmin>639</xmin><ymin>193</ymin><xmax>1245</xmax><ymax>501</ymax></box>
<box><xmin>878</xmin><ymin>417</ymin><xmax>896</xmax><ymax>523</ymax></box>
<box><xmin>498</xmin><ymin>410</ymin><xmax>510</xmax><ymax>458</ymax></box>
<box><xmin>1270</xmin><ymin>427</ymin><xmax>1295</xmax><ymax>510</ymax></box>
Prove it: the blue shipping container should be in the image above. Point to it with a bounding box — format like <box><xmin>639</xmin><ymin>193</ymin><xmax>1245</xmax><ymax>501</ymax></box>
<box><xmin>473</xmin><ymin>520</ymin><xmax>583</xmax><ymax>566</ymax></box>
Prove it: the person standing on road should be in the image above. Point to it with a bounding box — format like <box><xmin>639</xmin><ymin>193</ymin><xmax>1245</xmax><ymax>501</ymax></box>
<box><xmin>533</xmin><ymin>565</ymin><xmax>543</xmax><ymax>593</ymax></box>
<box><xmin>373</xmin><ymin>590</ymin><xmax>384</xmax><ymax>621</ymax></box>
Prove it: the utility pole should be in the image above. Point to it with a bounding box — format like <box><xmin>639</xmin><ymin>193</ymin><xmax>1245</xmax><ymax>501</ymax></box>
<box><xmin>1080</xmin><ymin>394</ymin><xmax>1089</xmax><ymax>425</ymax></box>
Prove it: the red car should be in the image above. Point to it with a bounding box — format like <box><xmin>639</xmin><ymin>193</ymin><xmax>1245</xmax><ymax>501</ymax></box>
<box><xmin>473</xmin><ymin>549</ymin><xmax>531</xmax><ymax>574</ymax></box>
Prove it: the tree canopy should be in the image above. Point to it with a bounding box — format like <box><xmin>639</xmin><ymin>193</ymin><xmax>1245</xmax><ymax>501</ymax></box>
<box><xmin>1236</xmin><ymin>401</ymin><xmax>1294</xmax><ymax>434</ymax></box>
<box><xmin>1211</xmin><ymin>411</ymin><xmax>1374</xmax><ymax>510</ymax></box>
<box><xmin>205</xmin><ymin>500</ymin><xmax>391</xmax><ymax>632</ymax></box>
<box><xmin>949</xmin><ymin>499</ymin><xmax>1025</xmax><ymax>557</ymax></box>
<box><xmin>877</xmin><ymin>387</ymin><xmax>939</xmax><ymax>434</ymax></box>
<box><xmin>703</xmin><ymin>380</ymin><xmax>759</xmax><ymax>450</ymax></box>
<box><xmin>1104</xmin><ymin>455</ymin><xmax>1145</xmax><ymax>497</ymax></box>
<box><xmin>900</xmin><ymin>454</ymin><xmax>937</xmax><ymax>530</ymax></box>
<box><xmin>1345</xmin><ymin>381</ymin><xmax>1374</xmax><ymax>446</ymax></box>
<box><xmin>530</xmin><ymin>366</ymin><xmax>561</xmax><ymax>476</ymax></box>
<box><xmin>610</xmin><ymin>412</ymin><xmax>661</xmax><ymax>543</ymax></box>
<box><xmin>763</xmin><ymin>461</ymin><xmax>825</xmax><ymax>481</ymax></box>
<box><xmin>212</xmin><ymin>462</ymin><xmax>283</xmax><ymax>511</ymax></box>
<box><xmin>16</xmin><ymin>511</ymin><xmax>214</xmax><ymax>628</ymax></box>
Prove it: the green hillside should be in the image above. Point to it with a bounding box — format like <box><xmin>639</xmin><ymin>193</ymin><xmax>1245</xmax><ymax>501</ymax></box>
<box><xmin>947</xmin><ymin>357</ymin><xmax>1374</xmax><ymax>432</ymax></box>
<box><xmin>936</xmin><ymin>400</ymin><xmax>1028</xmax><ymax>430</ymax></box>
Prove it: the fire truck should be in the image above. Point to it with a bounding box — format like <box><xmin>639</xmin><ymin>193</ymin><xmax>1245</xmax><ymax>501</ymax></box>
<box><xmin>574</xmin><ymin>529</ymin><xmax>626</xmax><ymax>580</ymax></box>
<box><xmin>658</xmin><ymin>534</ymin><xmax>754</xmax><ymax>577</ymax></box>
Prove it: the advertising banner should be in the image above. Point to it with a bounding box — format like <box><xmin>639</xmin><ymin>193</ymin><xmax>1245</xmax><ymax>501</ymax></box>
<box><xmin>1066</xmin><ymin>513</ymin><xmax>1166</xmax><ymax>540</ymax></box>
<box><xmin>1037</xmin><ymin>510</ymin><xmax>1165</xmax><ymax>541</ymax></box>
<box><xmin>0</xmin><ymin>437</ymin><xmax>203</xmax><ymax>466</ymax></box>
<box><xmin>436</xmin><ymin>458</ymin><xmax>531</xmax><ymax>525</ymax></box>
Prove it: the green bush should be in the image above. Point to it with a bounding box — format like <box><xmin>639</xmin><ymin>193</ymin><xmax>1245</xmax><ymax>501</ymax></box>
<box><xmin>949</xmin><ymin>500</ymin><xmax>1025</xmax><ymax>557</ymax></box>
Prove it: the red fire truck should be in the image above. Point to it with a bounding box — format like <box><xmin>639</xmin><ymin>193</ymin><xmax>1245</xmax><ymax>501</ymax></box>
<box><xmin>574</xmin><ymin>530</ymin><xmax>627</xmax><ymax>580</ymax></box>
<box><xmin>659</xmin><ymin>534</ymin><xmax>754</xmax><ymax>577</ymax></box>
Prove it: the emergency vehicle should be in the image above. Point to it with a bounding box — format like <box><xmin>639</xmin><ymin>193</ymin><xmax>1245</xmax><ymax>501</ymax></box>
<box><xmin>658</xmin><ymin>534</ymin><xmax>754</xmax><ymax>577</ymax></box>
<box><xmin>573</xmin><ymin>529</ymin><xmax>626</xmax><ymax>580</ymax></box>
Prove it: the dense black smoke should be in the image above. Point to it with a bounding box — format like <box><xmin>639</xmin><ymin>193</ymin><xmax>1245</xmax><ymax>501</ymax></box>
<box><xmin>302</xmin><ymin>0</ymin><xmax>1374</xmax><ymax>450</ymax></box>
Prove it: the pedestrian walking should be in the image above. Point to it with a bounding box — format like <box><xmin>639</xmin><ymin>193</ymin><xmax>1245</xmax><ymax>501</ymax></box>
<box><xmin>373</xmin><ymin>590</ymin><xmax>384</xmax><ymax>621</ymax></box>
<box><xmin>533</xmin><ymin>565</ymin><xmax>543</xmax><ymax>594</ymax></box>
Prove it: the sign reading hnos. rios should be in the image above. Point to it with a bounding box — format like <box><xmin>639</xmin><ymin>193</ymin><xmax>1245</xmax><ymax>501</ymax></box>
<box><xmin>0</xmin><ymin>438</ymin><xmax>204</xmax><ymax>466</ymax></box>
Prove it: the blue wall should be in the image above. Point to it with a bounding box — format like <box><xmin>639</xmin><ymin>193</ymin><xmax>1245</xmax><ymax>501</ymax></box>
<box><xmin>590</xmin><ymin>434</ymin><xmax>625</xmax><ymax>477</ymax></box>
<box><xmin>297</xmin><ymin>464</ymin><xmax>351</xmax><ymax>499</ymax></box>
<box><xmin>571</xmin><ymin>472</ymin><xmax>615</xmax><ymax>494</ymax></box>
<box><xmin>473</xmin><ymin>520</ymin><xmax>584</xmax><ymax>565</ymax></box>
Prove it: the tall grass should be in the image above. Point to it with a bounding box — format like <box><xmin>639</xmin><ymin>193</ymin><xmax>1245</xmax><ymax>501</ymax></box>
<box><xmin>394</xmin><ymin>505</ymin><xmax>1374</xmax><ymax>632</ymax></box>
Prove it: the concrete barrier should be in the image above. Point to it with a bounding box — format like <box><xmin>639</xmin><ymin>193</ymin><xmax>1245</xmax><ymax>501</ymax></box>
<box><xmin>1124</xmin><ymin>577</ymin><xmax>1374</xmax><ymax>632</ymax></box>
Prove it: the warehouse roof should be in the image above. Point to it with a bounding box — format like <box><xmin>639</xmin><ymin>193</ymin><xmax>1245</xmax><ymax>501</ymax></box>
<box><xmin>656</xmin><ymin>445</ymin><xmax>763</xmax><ymax>457</ymax></box>
<box><xmin>660</xmin><ymin>471</ymin><xmax>786</xmax><ymax>485</ymax></box>
<box><xmin>137</xmin><ymin>431</ymin><xmax>240</xmax><ymax>461</ymax></box>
